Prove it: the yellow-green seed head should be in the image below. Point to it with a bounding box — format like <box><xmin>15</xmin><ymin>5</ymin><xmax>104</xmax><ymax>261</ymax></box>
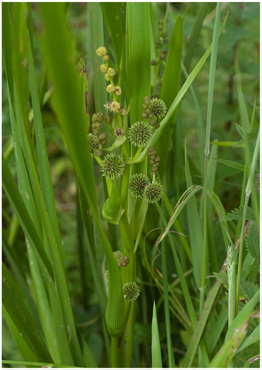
<box><xmin>113</xmin><ymin>251</ymin><xmax>124</xmax><ymax>263</ymax></box>
<box><xmin>145</xmin><ymin>182</ymin><xmax>163</xmax><ymax>203</ymax></box>
<box><xmin>100</xmin><ymin>64</ymin><xmax>108</xmax><ymax>73</ymax></box>
<box><xmin>114</xmin><ymin>86</ymin><xmax>122</xmax><ymax>96</ymax></box>
<box><xmin>96</xmin><ymin>46</ymin><xmax>107</xmax><ymax>56</ymax></box>
<box><xmin>110</xmin><ymin>101</ymin><xmax>120</xmax><ymax>112</ymax></box>
<box><xmin>105</xmin><ymin>73</ymin><xmax>110</xmax><ymax>81</ymax></box>
<box><xmin>123</xmin><ymin>282</ymin><xmax>140</xmax><ymax>302</ymax></box>
<box><xmin>129</xmin><ymin>173</ymin><xmax>150</xmax><ymax>198</ymax></box>
<box><xmin>103</xmin><ymin>55</ymin><xmax>109</xmax><ymax>62</ymax></box>
<box><xmin>128</xmin><ymin>121</ymin><xmax>152</xmax><ymax>148</ymax></box>
<box><xmin>107</xmin><ymin>67</ymin><xmax>116</xmax><ymax>77</ymax></box>
<box><xmin>106</xmin><ymin>84</ymin><xmax>115</xmax><ymax>93</ymax></box>
<box><xmin>101</xmin><ymin>153</ymin><xmax>125</xmax><ymax>180</ymax></box>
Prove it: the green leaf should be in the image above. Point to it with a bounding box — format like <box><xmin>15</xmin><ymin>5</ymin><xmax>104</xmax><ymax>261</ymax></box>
<box><xmin>208</xmin><ymin>320</ymin><xmax>248</xmax><ymax>367</ymax></box>
<box><xmin>221</xmin><ymin>206</ymin><xmax>256</xmax><ymax>222</ymax></box>
<box><xmin>39</xmin><ymin>2</ymin><xmax>125</xmax><ymax>340</ymax></box>
<box><xmin>156</xmin><ymin>16</ymin><xmax>183</xmax><ymax>179</ymax></box>
<box><xmin>152</xmin><ymin>302</ymin><xmax>162</xmax><ymax>368</ymax></box>
<box><xmin>102</xmin><ymin>180</ymin><xmax>124</xmax><ymax>225</ymax></box>
<box><xmin>216</xmin><ymin>158</ymin><xmax>245</xmax><ymax>171</ymax></box>
<box><xmin>237</xmin><ymin>325</ymin><xmax>260</xmax><ymax>353</ymax></box>
<box><xmin>184</xmin><ymin>143</ymin><xmax>203</xmax><ymax>289</ymax></box>
<box><xmin>182</xmin><ymin>277</ymin><xmax>222</xmax><ymax>367</ymax></box>
<box><xmin>132</xmin><ymin>11</ymin><xmax>229</xmax><ymax>164</ymax></box>
<box><xmin>2</xmin><ymin>263</ymin><xmax>52</xmax><ymax>362</ymax></box>
<box><xmin>100</xmin><ymin>3</ymin><xmax>125</xmax><ymax>65</ymax></box>
<box><xmin>2</xmin><ymin>155</ymin><xmax>53</xmax><ymax>277</ymax></box>
<box><xmin>245</xmin><ymin>222</ymin><xmax>259</xmax><ymax>259</ymax></box>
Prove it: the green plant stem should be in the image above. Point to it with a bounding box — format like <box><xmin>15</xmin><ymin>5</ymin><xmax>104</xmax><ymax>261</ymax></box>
<box><xmin>235</xmin><ymin>129</ymin><xmax>260</xmax><ymax>314</ymax></box>
<box><xmin>200</xmin><ymin>3</ymin><xmax>221</xmax><ymax>311</ymax></box>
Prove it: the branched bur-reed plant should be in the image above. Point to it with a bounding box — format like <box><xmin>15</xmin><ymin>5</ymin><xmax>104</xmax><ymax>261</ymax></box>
<box><xmin>2</xmin><ymin>2</ymin><xmax>260</xmax><ymax>368</ymax></box>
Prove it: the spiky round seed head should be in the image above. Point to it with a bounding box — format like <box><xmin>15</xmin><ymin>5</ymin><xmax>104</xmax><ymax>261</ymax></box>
<box><xmin>123</xmin><ymin>282</ymin><xmax>140</xmax><ymax>302</ymax></box>
<box><xmin>145</xmin><ymin>182</ymin><xmax>163</xmax><ymax>203</ymax></box>
<box><xmin>105</xmin><ymin>73</ymin><xmax>110</xmax><ymax>81</ymax></box>
<box><xmin>151</xmin><ymin>59</ymin><xmax>157</xmax><ymax>65</ymax></box>
<box><xmin>114</xmin><ymin>86</ymin><xmax>122</xmax><ymax>95</ymax></box>
<box><xmin>113</xmin><ymin>251</ymin><xmax>124</xmax><ymax>263</ymax></box>
<box><xmin>128</xmin><ymin>121</ymin><xmax>152</xmax><ymax>148</ymax></box>
<box><xmin>100</xmin><ymin>64</ymin><xmax>108</xmax><ymax>73</ymax></box>
<box><xmin>118</xmin><ymin>107</ymin><xmax>126</xmax><ymax>115</ymax></box>
<box><xmin>159</xmin><ymin>53</ymin><xmax>165</xmax><ymax>60</ymax></box>
<box><xmin>101</xmin><ymin>153</ymin><xmax>125</xmax><ymax>180</ymax></box>
<box><xmin>150</xmin><ymin>98</ymin><xmax>167</xmax><ymax>118</ymax></box>
<box><xmin>91</xmin><ymin>113</ymin><xmax>98</xmax><ymax>122</ymax></box>
<box><xmin>142</xmin><ymin>113</ymin><xmax>148</xmax><ymax>119</ymax></box>
<box><xmin>144</xmin><ymin>96</ymin><xmax>151</xmax><ymax>104</ymax></box>
<box><xmin>106</xmin><ymin>84</ymin><xmax>115</xmax><ymax>93</ymax></box>
<box><xmin>102</xmin><ymin>55</ymin><xmax>109</xmax><ymax>62</ymax></box>
<box><xmin>129</xmin><ymin>173</ymin><xmax>150</xmax><ymax>198</ymax></box>
<box><xmin>107</xmin><ymin>67</ymin><xmax>116</xmax><ymax>77</ymax></box>
<box><xmin>96</xmin><ymin>46</ymin><xmax>107</xmax><ymax>56</ymax></box>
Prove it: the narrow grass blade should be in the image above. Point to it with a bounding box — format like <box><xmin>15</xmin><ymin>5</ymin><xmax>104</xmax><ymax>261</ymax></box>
<box><xmin>216</xmin><ymin>158</ymin><xmax>245</xmax><ymax>171</ymax></box>
<box><xmin>161</xmin><ymin>237</ymin><xmax>175</xmax><ymax>367</ymax></box>
<box><xmin>152</xmin><ymin>302</ymin><xmax>162</xmax><ymax>368</ymax></box>
<box><xmin>237</xmin><ymin>324</ymin><xmax>260</xmax><ymax>353</ymax></box>
<box><xmin>131</xmin><ymin>11</ymin><xmax>229</xmax><ymax>164</ymax></box>
<box><xmin>185</xmin><ymin>142</ymin><xmax>203</xmax><ymax>289</ymax></box>
<box><xmin>89</xmin><ymin>3</ymin><xmax>108</xmax><ymax>116</ymax></box>
<box><xmin>184</xmin><ymin>3</ymin><xmax>208</xmax><ymax>72</ymax></box>
<box><xmin>182</xmin><ymin>277</ymin><xmax>222</xmax><ymax>367</ymax></box>
<box><xmin>156</xmin><ymin>203</ymin><xmax>197</xmax><ymax>326</ymax></box>
<box><xmin>208</xmin><ymin>320</ymin><xmax>248</xmax><ymax>367</ymax></box>
<box><xmin>2</xmin><ymin>155</ymin><xmax>52</xmax><ymax>277</ymax></box>
<box><xmin>2</xmin><ymin>263</ymin><xmax>52</xmax><ymax>361</ymax></box>
<box><xmin>100</xmin><ymin>3</ymin><xmax>125</xmax><ymax>65</ymax></box>
<box><xmin>156</xmin><ymin>16</ymin><xmax>182</xmax><ymax>179</ymax></box>
<box><xmin>28</xmin><ymin>38</ymin><xmax>62</xmax><ymax>252</ymax></box>
<box><xmin>159</xmin><ymin>185</ymin><xmax>202</xmax><ymax>243</ymax></box>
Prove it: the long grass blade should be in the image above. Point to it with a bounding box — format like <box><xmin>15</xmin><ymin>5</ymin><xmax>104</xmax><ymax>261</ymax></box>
<box><xmin>152</xmin><ymin>302</ymin><xmax>162</xmax><ymax>368</ymax></box>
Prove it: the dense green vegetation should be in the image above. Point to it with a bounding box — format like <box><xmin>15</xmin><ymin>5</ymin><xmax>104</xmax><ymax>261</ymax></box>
<box><xmin>2</xmin><ymin>2</ymin><xmax>260</xmax><ymax>368</ymax></box>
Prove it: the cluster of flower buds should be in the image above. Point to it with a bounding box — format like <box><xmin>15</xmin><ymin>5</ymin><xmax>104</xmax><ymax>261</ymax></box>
<box><xmin>96</xmin><ymin>46</ymin><xmax>125</xmax><ymax>115</ymax></box>
<box><xmin>104</xmin><ymin>100</ymin><xmax>125</xmax><ymax>115</ymax></box>
<box><xmin>88</xmin><ymin>112</ymin><xmax>108</xmax><ymax>157</ymax></box>
<box><xmin>113</xmin><ymin>251</ymin><xmax>129</xmax><ymax>267</ymax></box>
<box><xmin>148</xmin><ymin>147</ymin><xmax>160</xmax><ymax>177</ymax></box>
<box><xmin>142</xmin><ymin>97</ymin><xmax>167</xmax><ymax>126</ymax></box>
<box><xmin>151</xmin><ymin>19</ymin><xmax>168</xmax><ymax>65</ymax></box>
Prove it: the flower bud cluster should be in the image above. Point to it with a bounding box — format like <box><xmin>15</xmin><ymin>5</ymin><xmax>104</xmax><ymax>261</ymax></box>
<box><xmin>113</xmin><ymin>251</ymin><xmax>130</xmax><ymax>267</ymax></box>
<box><xmin>151</xmin><ymin>19</ymin><xmax>168</xmax><ymax>65</ymax></box>
<box><xmin>142</xmin><ymin>97</ymin><xmax>167</xmax><ymax>126</ymax></box>
<box><xmin>104</xmin><ymin>100</ymin><xmax>126</xmax><ymax>115</ymax></box>
<box><xmin>96</xmin><ymin>46</ymin><xmax>125</xmax><ymax>115</ymax></box>
<box><xmin>148</xmin><ymin>147</ymin><xmax>160</xmax><ymax>177</ymax></box>
<box><xmin>88</xmin><ymin>112</ymin><xmax>107</xmax><ymax>157</ymax></box>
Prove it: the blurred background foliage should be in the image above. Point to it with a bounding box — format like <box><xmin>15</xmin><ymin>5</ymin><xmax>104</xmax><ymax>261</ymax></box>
<box><xmin>2</xmin><ymin>2</ymin><xmax>259</xmax><ymax>367</ymax></box>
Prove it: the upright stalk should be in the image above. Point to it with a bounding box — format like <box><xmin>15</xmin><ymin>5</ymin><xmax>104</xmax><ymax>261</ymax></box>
<box><xmin>200</xmin><ymin>3</ymin><xmax>221</xmax><ymax>310</ymax></box>
<box><xmin>235</xmin><ymin>129</ymin><xmax>260</xmax><ymax>314</ymax></box>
